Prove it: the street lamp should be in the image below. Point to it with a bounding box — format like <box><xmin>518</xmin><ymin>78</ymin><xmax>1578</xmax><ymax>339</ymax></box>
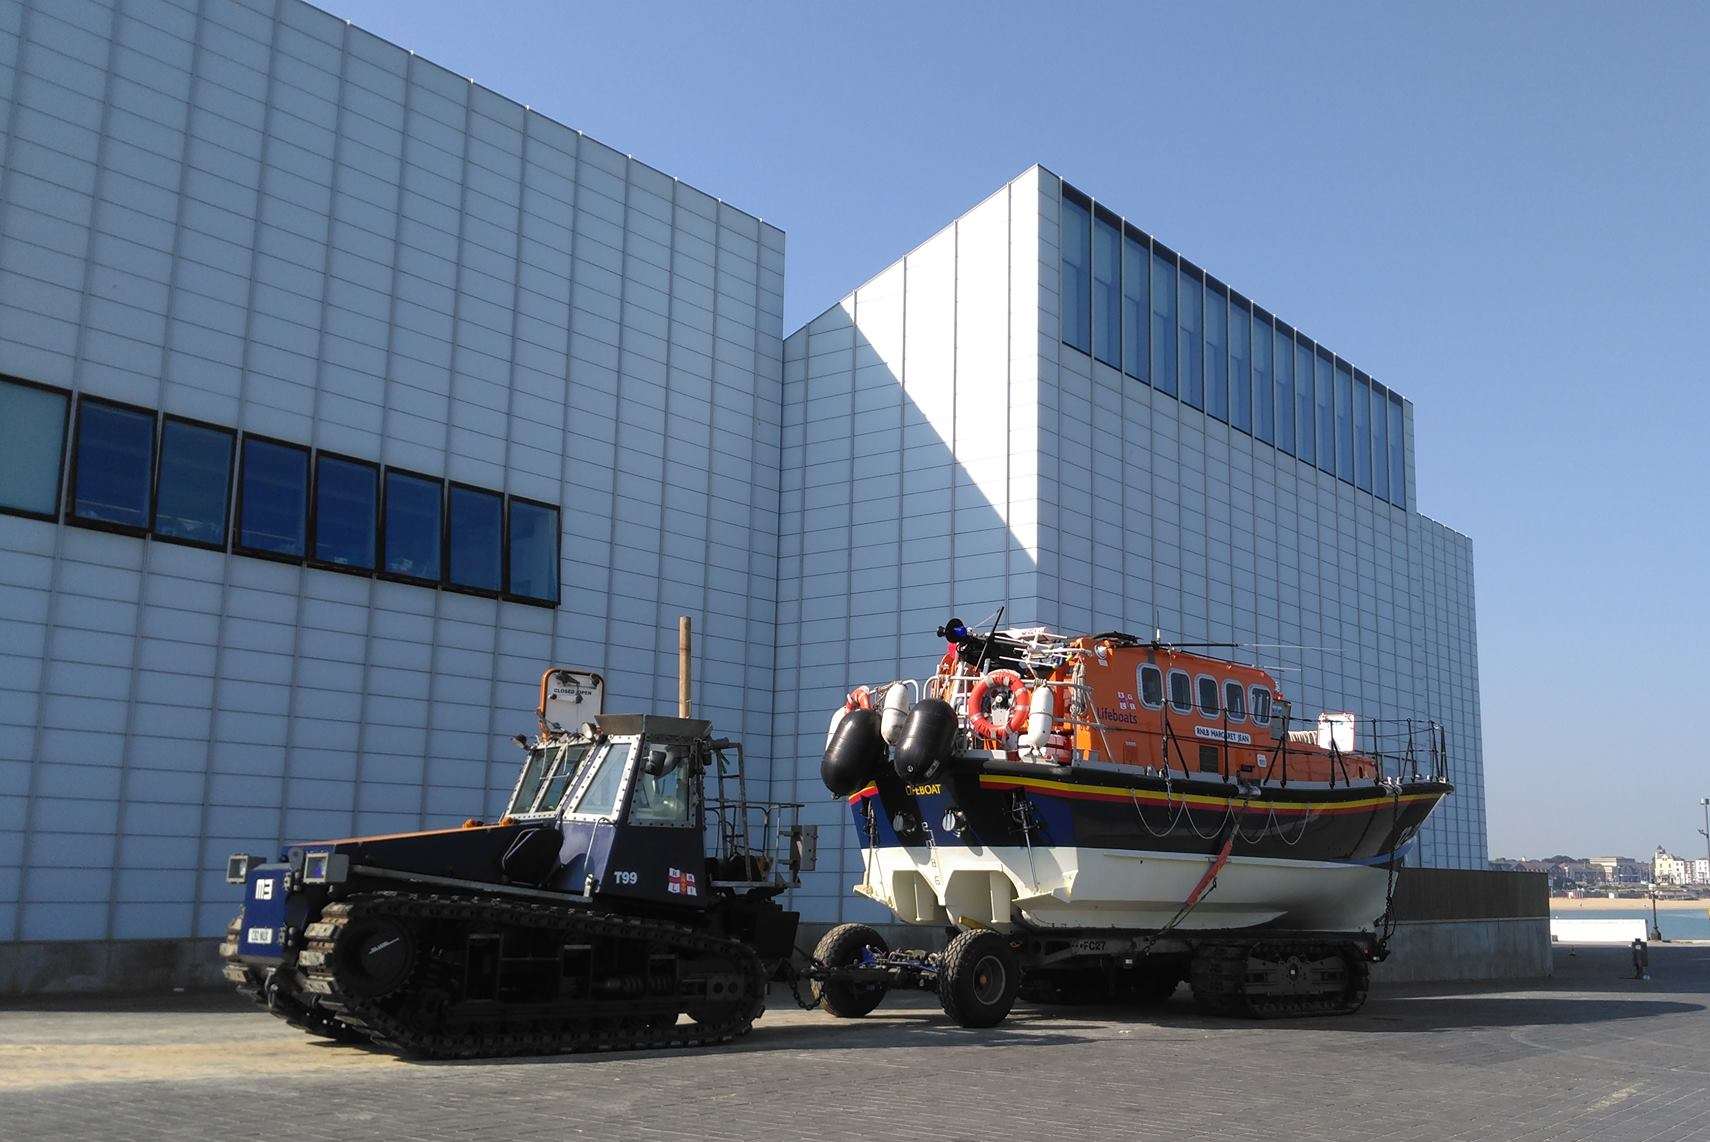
<box><xmin>1699</xmin><ymin>797</ymin><xmax>1709</xmax><ymax>886</ymax></box>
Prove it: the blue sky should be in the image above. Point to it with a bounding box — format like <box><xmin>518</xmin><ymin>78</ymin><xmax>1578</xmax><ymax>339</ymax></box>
<box><xmin>333</xmin><ymin>1</ymin><xmax>1709</xmax><ymax>860</ymax></box>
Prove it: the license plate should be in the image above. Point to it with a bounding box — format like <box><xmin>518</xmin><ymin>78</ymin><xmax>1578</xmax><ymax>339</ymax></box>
<box><xmin>246</xmin><ymin>927</ymin><xmax>275</xmax><ymax>947</ymax></box>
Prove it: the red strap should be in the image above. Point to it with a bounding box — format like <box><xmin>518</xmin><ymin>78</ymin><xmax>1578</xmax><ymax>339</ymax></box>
<box><xmin>1183</xmin><ymin>832</ymin><xmax>1235</xmax><ymax>909</ymax></box>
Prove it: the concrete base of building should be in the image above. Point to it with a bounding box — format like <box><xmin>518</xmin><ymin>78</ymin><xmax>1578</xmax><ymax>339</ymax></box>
<box><xmin>3</xmin><ymin>915</ymin><xmax>1549</xmax><ymax>998</ymax></box>
<box><xmin>0</xmin><ymin>938</ymin><xmax>225</xmax><ymax>999</ymax></box>
<box><xmin>1371</xmin><ymin>918</ymin><xmax>1553</xmax><ymax>983</ymax></box>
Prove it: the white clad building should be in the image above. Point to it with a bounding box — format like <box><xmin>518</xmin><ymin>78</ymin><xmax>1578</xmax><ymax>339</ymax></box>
<box><xmin>0</xmin><ymin>0</ymin><xmax>782</xmax><ymax>972</ymax></box>
<box><xmin>778</xmin><ymin>167</ymin><xmax>1484</xmax><ymax>927</ymax></box>
<box><xmin>0</xmin><ymin>2</ymin><xmax>1486</xmax><ymax>986</ymax></box>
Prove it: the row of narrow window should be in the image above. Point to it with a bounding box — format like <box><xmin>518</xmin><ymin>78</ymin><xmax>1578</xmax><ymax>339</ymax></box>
<box><xmin>0</xmin><ymin>375</ymin><xmax>560</xmax><ymax>606</ymax></box>
<box><xmin>1059</xmin><ymin>185</ymin><xmax>1408</xmax><ymax>510</ymax></box>
<box><xmin>1139</xmin><ymin>663</ymin><xmax>1274</xmax><ymax>724</ymax></box>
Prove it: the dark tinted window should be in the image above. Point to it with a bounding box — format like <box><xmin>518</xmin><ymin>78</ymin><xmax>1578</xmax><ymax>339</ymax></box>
<box><xmin>313</xmin><ymin>455</ymin><xmax>377</xmax><ymax>569</ymax></box>
<box><xmin>1315</xmin><ymin>350</ymin><xmax>1335</xmax><ymax>475</ymax></box>
<box><xmin>153</xmin><ymin>419</ymin><xmax>233</xmax><ymax>545</ymax></box>
<box><xmin>1091</xmin><ymin>211</ymin><xmax>1120</xmax><ymax>366</ymax></box>
<box><xmin>1373</xmin><ymin>382</ymin><xmax>1391</xmax><ymax>502</ymax></box>
<box><xmin>1272</xmin><ymin>323</ymin><xmax>1294</xmax><ymax>455</ymax></box>
<box><xmin>1178</xmin><ymin>268</ymin><xmax>1203</xmax><ymax>409</ymax></box>
<box><xmin>1168</xmin><ymin>670</ymin><xmax>1191</xmax><ymax>714</ymax></box>
<box><xmin>1139</xmin><ymin>664</ymin><xmax>1163</xmax><ymax>707</ymax></box>
<box><xmin>507</xmin><ymin>498</ymin><xmax>559</xmax><ymax>603</ymax></box>
<box><xmin>0</xmin><ymin>379</ymin><xmax>69</xmax><ymax>517</ymax></box>
<box><xmin>1251</xmin><ymin>687</ymin><xmax>1272</xmax><ymax>723</ymax></box>
<box><xmin>1198</xmin><ymin>745</ymin><xmax>1221</xmax><ymax>774</ymax></box>
<box><xmin>1224</xmin><ymin>680</ymin><xmax>1246</xmax><ymax>720</ymax></box>
<box><xmin>71</xmin><ymin>400</ymin><xmax>154</xmax><ymax>529</ymax></box>
<box><xmin>1251</xmin><ymin>310</ymin><xmax>1272</xmax><ymax>443</ymax></box>
<box><xmin>1060</xmin><ymin>192</ymin><xmax>1092</xmax><ymax>354</ymax></box>
<box><xmin>1205</xmin><ymin>284</ymin><xmax>1227</xmax><ymax>422</ymax></box>
<box><xmin>1388</xmin><ymin>394</ymin><xmax>1406</xmax><ymax>509</ymax></box>
<box><xmin>1196</xmin><ymin>676</ymin><xmax>1219</xmax><ymax>716</ymax></box>
<box><xmin>1294</xmin><ymin>339</ymin><xmax>1315</xmax><ymax>464</ymax></box>
<box><xmin>1121</xmin><ymin>231</ymin><xmax>1148</xmax><ymax>381</ymax></box>
<box><xmin>1229</xmin><ymin>300</ymin><xmax>1250</xmax><ymax>433</ymax></box>
<box><xmin>237</xmin><ymin>438</ymin><xmax>309</xmax><ymax>558</ymax></box>
<box><xmin>383</xmin><ymin>471</ymin><xmax>442</xmax><ymax>581</ymax></box>
<box><xmin>1336</xmin><ymin>361</ymin><xmax>1355</xmax><ymax>482</ymax></box>
<box><xmin>1353</xmin><ymin>373</ymin><xmax>1374</xmax><ymax>493</ymax></box>
<box><xmin>448</xmin><ymin>484</ymin><xmax>502</xmax><ymax>592</ymax></box>
<box><xmin>1150</xmin><ymin>250</ymin><xmax>1176</xmax><ymax>396</ymax></box>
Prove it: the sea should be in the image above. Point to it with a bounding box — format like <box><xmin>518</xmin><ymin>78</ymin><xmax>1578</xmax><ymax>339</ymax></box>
<box><xmin>1551</xmin><ymin>905</ymin><xmax>1710</xmax><ymax>941</ymax></box>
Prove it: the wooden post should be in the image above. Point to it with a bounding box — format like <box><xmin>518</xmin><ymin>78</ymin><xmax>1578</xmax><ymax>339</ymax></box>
<box><xmin>678</xmin><ymin>615</ymin><xmax>692</xmax><ymax>718</ymax></box>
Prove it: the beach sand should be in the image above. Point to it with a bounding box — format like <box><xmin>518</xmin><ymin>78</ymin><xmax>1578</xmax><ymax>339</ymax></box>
<box><xmin>1550</xmin><ymin>895</ymin><xmax>1709</xmax><ymax>911</ymax></box>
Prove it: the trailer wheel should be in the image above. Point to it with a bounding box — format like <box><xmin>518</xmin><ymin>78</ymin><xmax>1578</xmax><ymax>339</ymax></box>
<box><xmin>938</xmin><ymin>929</ymin><xmax>1019</xmax><ymax>1029</ymax></box>
<box><xmin>812</xmin><ymin>923</ymin><xmax>889</xmax><ymax>1018</ymax></box>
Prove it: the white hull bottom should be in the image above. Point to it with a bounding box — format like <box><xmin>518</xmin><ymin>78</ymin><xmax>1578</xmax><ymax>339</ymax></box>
<box><xmin>854</xmin><ymin>844</ymin><xmax>1392</xmax><ymax>934</ymax></box>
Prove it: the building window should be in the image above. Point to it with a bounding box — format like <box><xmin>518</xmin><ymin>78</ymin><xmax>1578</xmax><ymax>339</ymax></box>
<box><xmin>1178</xmin><ymin>264</ymin><xmax>1203</xmax><ymax>410</ymax></box>
<box><xmin>1251</xmin><ymin>687</ymin><xmax>1272</xmax><ymax>723</ymax></box>
<box><xmin>1121</xmin><ymin>229</ymin><xmax>1148</xmax><ymax>382</ymax></box>
<box><xmin>1294</xmin><ymin>337</ymin><xmax>1314</xmax><ymax>465</ymax></box>
<box><xmin>1229</xmin><ymin>298</ymin><xmax>1250</xmax><ymax>433</ymax></box>
<box><xmin>1196</xmin><ymin>675</ymin><xmax>1219</xmax><ymax>716</ymax></box>
<box><xmin>1315</xmin><ymin>350</ymin><xmax>1335</xmax><ymax>476</ymax></box>
<box><xmin>153</xmin><ymin>417</ymin><xmax>233</xmax><ymax>548</ymax></box>
<box><xmin>1168</xmin><ymin>669</ymin><xmax>1191</xmax><ymax>714</ymax></box>
<box><xmin>1139</xmin><ymin>664</ymin><xmax>1164</xmax><ymax>708</ymax></box>
<box><xmin>1150</xmin><ymin>248</ymin><xmax>1177</xmax><ymax>397</ymax></box>
<box><xmin>447</xmin><ymin>483</ymin><xmax>503</xmax><ymax>594</ymax></box>
<box><xmin>1205</xmin><ymin>282</ymin><xmax>1228</xmax><ymax>422</ymax></box>
<box><xmin>0</xmin><ymin>377</ymin><xmax>69</xmax><ymax>520</ymax></box>
<box><xmin>1224</xmin><ymin>680</ymin><xmax>1246</xmax><ymax>720</ymax></box>
<box><xmin>1091</xmin><ymin>208</ymin><xmax>1121</xmax><ymax>366</ymax></box>
<box><xmin>69</xmin><ymin>398</ymin><xmax>155</xmax><ymax>533</ymax></box>
<box><xmin>1372</xmin><ymin>380</ymin><xmax>1391</xmax><ymax>502</ymax></box>
<box><xmin>382</xmin><ymin>469</ymin><xmax>443</xmax><ymax>582</ymax></box>
<box><xmin>506</xmin><ymin>497</ymin><xmax>559</xmax><ymax>605</ymax></box>
<box><xmin>1388</xmin><ymin>393</ymin><xmax>1406</xmax><ymax>509</ymax></box>
<box><xmin>1353</xmin><ymin>372</ymin><xmax>1374</xmax><ymax>494</ymax></box>
<box><xmin>1251</xmin><ymin>309</ymin><xmax>1272</xmax><ymax>444</ymax></box>
<box><xmin>311</xmin><ymin>453</ymin><xmax>378</xmax><ymax>571</ymax></box>
<box><xmin>1273</xmin><ymin>322</ymin><xmax>1294</xmax><ymax>455</ymax></box>
<box><xmin>1335</xmin><ymin>360</ymin><xmax>1355</xmax><ymax>483</ymax></box>
<box><xmin>1060</xmin><ymin>190</ymin><xmax>1092</xmax><ymax>355</ymax></box>
<box><xmin>237</xmin><ymin>436</ymin><xmax>310</xmax><ymax>559</ymax></box>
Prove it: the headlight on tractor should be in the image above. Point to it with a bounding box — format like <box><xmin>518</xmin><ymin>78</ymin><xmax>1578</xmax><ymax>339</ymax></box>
<box><xmin>226</xmin><ymin>853</ymin><xmax>257</xmax><ymax>885</ymax></box>
<box><xmin>301</xmin><ymin>851</ymin><xmax>350</xmax><ymax>885</ymax></box>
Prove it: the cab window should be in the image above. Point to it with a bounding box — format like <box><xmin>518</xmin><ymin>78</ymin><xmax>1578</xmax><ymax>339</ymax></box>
<box><xmin>1139</xmin><ymin>664</ymin><xmax>1164</xmax><ymax>708</ymax></box>
<box><xmin>1196</xmin><ymin>675</ymin><xmax>1219</xmax><ymax>716</ymax></box>
<box><xmin>629</xmin><ymin>747</ymin><xmax>696</xmax><ymax>825</ymax></box>
<box><xmin>570</xmin><ymin>742</ymin><xmax>634</xmax><ymax>818</ymax></box>
<box><xmin>508</xmin><ymin>747</ymin><xmax>554</xmax><ymax>815</ymax></box>
<box><xmin>538</xmin><ymin>744</ymin><xmax>591</xmax><ymax>811</ymax></box>
<box><xmin>1224</xmin><ymin>681</ymin><xmax>1246</xmax><ymax>720</ymax></box>
<box><xmin>1251</xmin><ymin>687</ymin><xmax>1273</xmax><ymax>723</ymax></box>
<box><xmin>1168</xmin><ymin>670</ymin><xmax>1192</xmax><ymax>714</ymax></box>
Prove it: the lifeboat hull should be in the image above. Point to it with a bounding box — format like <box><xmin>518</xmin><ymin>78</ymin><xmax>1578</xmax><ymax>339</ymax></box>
<box><xmin>847</xmin><ymin>761</ymin><xmax>1449</xmax><ymax>934</ymax></box>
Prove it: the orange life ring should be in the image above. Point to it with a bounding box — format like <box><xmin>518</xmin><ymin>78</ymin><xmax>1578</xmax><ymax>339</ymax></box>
<box><xmin>843</xmin><ymin>686</ymin><xmax>874</xmax><ymax>712</ymax></box>
<box><xmin>967</xmin><ymin>670</ymin><xmax>1030</xmax><ymax>739</ymax></box>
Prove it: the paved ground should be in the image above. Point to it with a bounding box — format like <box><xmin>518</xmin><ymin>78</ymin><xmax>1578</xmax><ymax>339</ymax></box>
<box><xmin>2</xmin><ymin>945</ymin><xmax>1707</xmax><ymax>1141</ymax></box>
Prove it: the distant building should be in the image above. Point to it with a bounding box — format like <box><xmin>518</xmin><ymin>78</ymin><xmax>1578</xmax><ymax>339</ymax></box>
<box><xmin>1586</xmin><ymin>856</ymin><xmax>1644</xmax><ymax>884</ymax></box>
<box><xmin>1692</xmin><ymin>858</ymin><xmax>1710</xmax><ymax>886</ymax></box>
<box><xmin>1653</xmin><ymin>848</ymin><xmax>1692</xmax><ymax>887</ymax></box>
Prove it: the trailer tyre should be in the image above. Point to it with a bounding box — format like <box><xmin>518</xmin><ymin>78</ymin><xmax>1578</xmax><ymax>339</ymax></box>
<box><xmin>812</xmin><ymin>923</ymin><xmax>889</xmax><ymax>1018</ymax></box>
<box><xmin>938</xmin><ymin>929</ymin><xmax>1019</xmax><ymax>1029</ymax></box>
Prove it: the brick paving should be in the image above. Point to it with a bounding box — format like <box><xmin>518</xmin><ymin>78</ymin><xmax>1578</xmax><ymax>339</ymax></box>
<box><xmin>1</xmin><ymin>945</ymin><xmax>1707</xmax><ymax>1141</ymax></box>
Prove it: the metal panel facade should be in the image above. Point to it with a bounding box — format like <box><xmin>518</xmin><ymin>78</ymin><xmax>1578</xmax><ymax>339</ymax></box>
<box><xmin>0</xmin><ymin>0</ymin><xmax>784</xmax><ymax>942</ymax></box>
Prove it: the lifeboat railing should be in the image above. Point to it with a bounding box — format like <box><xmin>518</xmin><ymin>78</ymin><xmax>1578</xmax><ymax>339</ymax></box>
<box><xmin>861</xmin><ymin>664</ymin><xmax>1450</xmax><ymax>787</ymax></box>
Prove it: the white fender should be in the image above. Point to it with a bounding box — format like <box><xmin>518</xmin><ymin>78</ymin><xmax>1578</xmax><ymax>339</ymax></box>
<box><xmin>880</xmin><ymin>684</ymin><xmax>912</xmax><ymax>745</ymax></box>
<box><xmin>825</xmin><ymin>705</ymin><xmax>847</xmax><ymax>751</ymax></box>
<box><xmin>1023</xmin><ymin>684</ymin><xmax>1054</xmax><ymax>749</ymax></box>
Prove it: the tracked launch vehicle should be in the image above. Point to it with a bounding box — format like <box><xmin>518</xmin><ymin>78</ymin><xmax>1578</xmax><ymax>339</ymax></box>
<box><xmin>222</xmin><ymin>654</ymin><xmax>815</xmax><ymax>1058</ymax></box>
